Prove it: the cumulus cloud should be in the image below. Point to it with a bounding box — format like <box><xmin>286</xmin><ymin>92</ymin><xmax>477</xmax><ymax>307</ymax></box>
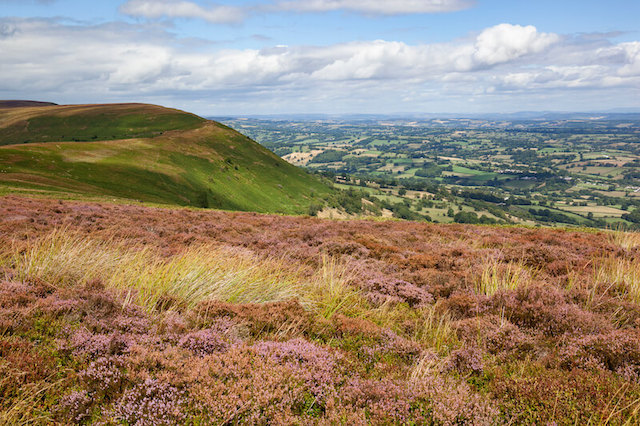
<box><xmin>274</xmin><ymin>0</ymin><xmax>474</xmax><ymax>15</ymax></box>
<box><xmin>0</xmin><ymin>19</ymin><xmax>637</xmax><ymax>113</ymax></box>
<box><xmin>120</xmin><ymin>0</ymin><xmax>245</xmax><ymax>24</ymax></box>
<box><xmin>472</xmin><ymin>24</ymin><xmax>559</xmax><ymax>66</ymax></box>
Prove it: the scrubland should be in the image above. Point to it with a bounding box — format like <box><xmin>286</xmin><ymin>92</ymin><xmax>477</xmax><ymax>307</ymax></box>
<box><xmin>2</xmin><ymin>195</ymin><xmax>640</xmax><ymax>424</ymax></box>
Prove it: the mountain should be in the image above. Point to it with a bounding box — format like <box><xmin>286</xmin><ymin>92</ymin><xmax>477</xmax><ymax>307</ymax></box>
<box><xmin>0</xmin><ymin>102</ymin><xmax>333</xmax><ymax>213</ymax></box>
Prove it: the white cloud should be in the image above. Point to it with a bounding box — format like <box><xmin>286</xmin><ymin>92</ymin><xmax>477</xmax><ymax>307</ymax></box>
<box><xmin>274</xmin><ymin>0</ymin><xmax>474</xmax><ymax>15</ymax></box>
<box><xmin>0</xmin><ymin>19</ymin><xmax>637</xmax><ymax>113</ymax></box>
<box><xmin>120</xmin><ymin>0</ymin><xmax>245</xmax><ymax>24</ymax></box>
<box><xmin>616</xmin><ymin>42</ymin><xmax>640</xmax><ymax>77</ymax></box>
<box><xmin>472</xmin><ymin>24</ymin><xmax>559</xmax><ymax>66</ymax></box>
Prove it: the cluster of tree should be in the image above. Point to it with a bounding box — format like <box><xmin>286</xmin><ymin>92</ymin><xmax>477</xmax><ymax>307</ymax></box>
<box><xmin>528</xmin><ymin>208</ymin><xmax>579</xmax><ymax>225</ymax></box>
<box><xmin>310</xmin><ymin>150</ymin><xmax>347</xmax><ymax>163</ymax></box>
<box><xmin>453</xmin><ymin>211</ymin><xmax>500</xmax><ymax>225</ymax></box>
<box><xmin>622</xmin><ymin>209</ymin><xmax>640</xmax><ymax>224</ymax></box>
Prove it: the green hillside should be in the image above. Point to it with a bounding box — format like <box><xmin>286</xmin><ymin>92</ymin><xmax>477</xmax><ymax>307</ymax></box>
<box><xmin>0</xmin><ymin>103</ymin><xmax>333</xmax><ymax>214</ymax></box>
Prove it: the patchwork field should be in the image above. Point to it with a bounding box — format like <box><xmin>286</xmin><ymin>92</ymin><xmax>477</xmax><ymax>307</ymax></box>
<box><xmin>2</xmin><ymin>195</ymin><xmax>640</xmax><ymax>424</ymax></box>
<box><xmin>222</xmin><ymin>115</ymin><xmax>640</xmax><ymax>229</ymax></box>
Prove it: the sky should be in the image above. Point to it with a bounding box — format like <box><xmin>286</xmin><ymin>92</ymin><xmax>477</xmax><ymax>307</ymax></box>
<box><xmin>1</xmin><ymin>0</ymin><xmax>639</xmax><ymax>115</ymax></box>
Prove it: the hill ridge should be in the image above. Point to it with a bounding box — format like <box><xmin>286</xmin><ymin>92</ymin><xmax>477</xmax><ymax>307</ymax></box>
<box><xmin>0</xmin><ymin>102</ymin><xmax>333</xmax><ymax>214</ymax></box>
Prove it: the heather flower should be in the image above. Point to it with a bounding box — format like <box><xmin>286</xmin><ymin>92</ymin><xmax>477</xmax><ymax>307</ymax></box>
<box><xmin>111</xmin><ymin>379</ymin><xmax>186</xmax><ymax>425</ymax></box>
<box><xmin>360</xmin><ymin>277</ymin><xmax>433</xmax><ymax>307</ymax></box>
<box><xmin>56</xmin><ymin>390</ymin><xmax>92</xmax><ymax>423</ymax></box>
<box><xmin>67</xmin><ymin>329</ymin><xmax>131</xmax><ymax>358</ymax></box>
<box><xmin>442</xmin><ymin>347</ymin><xmax>485</xmax><ymax>375</ymax></box>
<box><xmin>254</xmin><ymin>338</ymin><xmax>339</xmax><ymax>401</ymax></box>
<box><xmin>79</xmin><ymin>356</ymin><xmax>124</xmax><ymax>393</ymax></box>
<box><xmin>375</xmin><ymin>329</ymin><xmax>422</xmax><ymax>360</ymax></box>
<box><xmin>179</xmin><ymin>328</ymin><xmax>230</xmax><ymax>356</ymax></box>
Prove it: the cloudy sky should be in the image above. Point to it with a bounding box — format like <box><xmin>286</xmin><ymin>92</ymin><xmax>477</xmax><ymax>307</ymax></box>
<box><xmin>1</xmin><ymin>0</ymin><xmax>639</xmax><ymax>115</ymax></box>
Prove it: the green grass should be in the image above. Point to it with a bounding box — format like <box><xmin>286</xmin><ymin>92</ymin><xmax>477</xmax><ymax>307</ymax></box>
<box><xmin>0</xmin><ymin>104</ymin><xmax>334</xmax><ymax>214</ymax></box>
<box><xmin>0</xmin><ymin>103</ymin><xmax>205</xmax><ymax>146</ymax></box>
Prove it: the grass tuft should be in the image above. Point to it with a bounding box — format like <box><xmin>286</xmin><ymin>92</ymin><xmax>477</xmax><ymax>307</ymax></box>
<box><xmin>475</xmin><ymin>257</ymin><xmax>533</xmax><ymax>296</ymax></box>
<box><xmin>608</xmin><ymin>226</ymin><xmax>640</xmax><ymax>250</ymax></box>
<box><xmin>591</xmin><ymin>256</ymin><xmax>640</xmax><ymax>305</ymax></box>
<box><xmin>1</xmin><ymin>229</ymin><xmax>367</xmax><ymax>316</ymax></box>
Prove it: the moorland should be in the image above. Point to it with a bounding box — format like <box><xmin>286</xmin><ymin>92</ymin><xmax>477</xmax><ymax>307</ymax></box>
<box><xmin>2</xmin><ymin>196</ymin><xmax>640</xmax><ymax>424</ymax></box>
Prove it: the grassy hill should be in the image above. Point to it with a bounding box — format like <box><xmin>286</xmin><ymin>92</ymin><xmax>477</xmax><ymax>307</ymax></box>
<box><xmin>0</xmin><ymin>102</ymin><xmax>333</xmax><ymax>214</ymax></box>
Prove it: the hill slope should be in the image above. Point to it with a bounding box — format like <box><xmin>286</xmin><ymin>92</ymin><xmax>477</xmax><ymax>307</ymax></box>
<box><xmin>0</xmin><ymin>103</ymin><xmax>333</xmax><ymax>213</ymax></box>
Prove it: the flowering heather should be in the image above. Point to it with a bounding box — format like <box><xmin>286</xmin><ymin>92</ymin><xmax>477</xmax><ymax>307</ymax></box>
<box><xmin>360</xmin><ymin>276</ymin><xmax>434</xmax><ymax>307</ymax></box>
<box><xmin>442</xmin><ymin>346</ymin><xmax>485</xmax><ymax>375</ymax></box>
<box><xmin>253</xmin><ymin>338</ymin><xmax>340</xmax><ymax>401</ymax></box>
<box><xmin>2</xmin><ymin>195</ymin><xmax>640</xmax><ymax>423</ymax></box>
<box><xmin>57</xmin><ymin>390</ymin><xmax>93</xmax><ymax>423</ymax></box>
<box><xmin>111</xmin><ymin>379</ymin><xmax>186</xmax><ymax>425</ymax></box>
<box><xmin>67</xmin><ymin>329</ymin><xmax>131</xmax><ymax>358</ymax></box>
<box><xmin>178</xmin><ymin>325</ymin><xmax>236</xmax><ymax>356</ymax></box>
<box><xmin>79</xmin><ymin>356</ymin><xmax>125</xmax><ymax>393</ymax></box>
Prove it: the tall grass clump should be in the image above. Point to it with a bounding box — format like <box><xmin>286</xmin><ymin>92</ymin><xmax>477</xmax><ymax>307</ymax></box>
<box><xmin>412</xmin><ymin>305</ymin><xmax>459</xmax><ymax>356</ymax></box>
<box><xmin>306</xmin><ymin>255</ymin><xmax>366</xmax><ymax>319</ymax></box>
<box><xmin>1</xmin><ymin>229</ymin><xmax>367</xmax><ymax>315</ymax></box>
<box><xmin>591</xmin><ymin>256</ymin><xmax>640</xmax><ymax>305</ymax></box>
<box><xmin>2</xmin><ymin>230</ymin><xmax>304</xmax><ymax>311</ymax></box>
<box><xmin>608</xmin><ymin>225</ymin><xmax>640</xmax><ymax>250</ymax></box>
<box><xmin>475</xmin><ymin>258</ymin><xmax>533</xmax><ymax>296</ymax></box>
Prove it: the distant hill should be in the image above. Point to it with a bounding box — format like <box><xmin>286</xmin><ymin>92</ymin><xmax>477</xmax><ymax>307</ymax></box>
<box><xmin>0</xmin><ymin>100</ymin><xmax>58</xmax><ymax>108</ymax></box>
<box><xmin>0</xmin><ymin>102</ymin><xmax>333</xmax><ymax>214</ymax></box>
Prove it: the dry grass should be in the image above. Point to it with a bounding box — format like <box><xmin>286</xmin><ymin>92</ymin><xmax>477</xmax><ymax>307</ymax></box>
<box><xmin>412</xmin><ymin>305</ymin><xmax>459</xmax><ymax>355</ymax></box>
<box><xmin>307</xmin><ymin>255</ymin><xmax>366</xmax><ymax>319</ymax></box>
<box><xmin>409</xmin><ymin>352</ymin><xmax>442</xmax><ymax>383</ymax></box>
<box><xmin>0</xmin><ymin>374</ymin><xmax>65</xmax><ymax>425</ymax></box>
<box><xmin>609</xmin><ymin>227</ymin><xmax>640</xmax><ymax>250</ymax></box>
<box><xmin>475</xmin><ymin>258</ymin><xmax>533</xmax><ymax>296</ymax></box>
<box><xmin>591</xmin><ymin>256</ymin><xmax>640</xmax><ymax>305</ymax></box>
<box><xmin>1</xmin><ymin>229</ymin><xmax>365</xmax><ymax>317</ymax></box>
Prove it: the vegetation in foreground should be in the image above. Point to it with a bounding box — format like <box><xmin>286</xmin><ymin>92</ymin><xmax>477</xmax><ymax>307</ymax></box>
<box><xmin>2</xmin><ymin>195</ymin><xmax>640</xmax><ymax>424</ymax></box>
<box><xmin>0</xmin><ymin>103</ymin><xmax>333</xmax><ymax>214</ymax></box>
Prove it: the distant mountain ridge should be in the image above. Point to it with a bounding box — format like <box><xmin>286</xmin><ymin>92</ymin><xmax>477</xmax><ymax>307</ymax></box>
<box><xmin>0</xmin><ymin>100</ymin><xmax>58</xmax><ymax>108</ymax></box>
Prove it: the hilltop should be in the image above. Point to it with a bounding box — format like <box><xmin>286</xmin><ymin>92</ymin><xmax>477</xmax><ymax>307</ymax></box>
<box><xmin>0</xmin><ymin>102</ymin><xmax>333</xmax><ymax>214</ymax></box>
<box><xmin>1</xmin><ymin>195</ymin><xmax>640</xmax><ymax>424</ymax></box>
<box><xmin>0</xmin><ymin>100</ymin><xmax>58</xmax><ymax>109</ymax></box>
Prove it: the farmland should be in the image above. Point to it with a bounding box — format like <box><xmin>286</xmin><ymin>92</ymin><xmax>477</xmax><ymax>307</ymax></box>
<box><xmin>221</xmin><ymin>114</ymin><xmax>640</xmax><ymax>228</ymax></box>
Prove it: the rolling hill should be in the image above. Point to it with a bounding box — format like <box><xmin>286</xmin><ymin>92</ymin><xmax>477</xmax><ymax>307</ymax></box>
<box><xmin>0</xmin><ymin>102</ymin><xmax>333</xmax><ymax>214</ymax></box>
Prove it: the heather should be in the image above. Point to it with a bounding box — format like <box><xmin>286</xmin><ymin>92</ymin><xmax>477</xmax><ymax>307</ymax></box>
<box><xmin>2</xmin><ymin>195</ymin><xmax>640</xmax><ymax>424</ymax></box>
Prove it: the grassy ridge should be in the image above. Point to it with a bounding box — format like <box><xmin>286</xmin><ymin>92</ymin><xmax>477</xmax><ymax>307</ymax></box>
<box><xmin>0</xmin><ymin>104</ymin><xmax>333</xmax><ymax>213</ymax></box>
<box><xmin>0</xmin><ymin>103</ymin><xmax>205</xmax><ymax>146</ymax></box>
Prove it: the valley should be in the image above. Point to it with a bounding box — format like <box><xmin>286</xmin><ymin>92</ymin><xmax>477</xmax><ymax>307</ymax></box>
<box><xmin>222</xmin><ymin>114</ymin><xmax>640</xmax><ymax>228</ymax></box>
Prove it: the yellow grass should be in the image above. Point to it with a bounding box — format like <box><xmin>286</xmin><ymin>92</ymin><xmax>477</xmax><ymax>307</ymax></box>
<box><xmin>475</xmin><ymin>258</ymin><xmax>533</xmax><ymax>296</ymax></box>
<box><xmin>1</xmin><ymin>229</ymin><xmax>365</xmax><ymax>317</ymax></box>
<box><xmin>592</xmin><ymin>256</ymin><xmax>640</xmax><ymax>305</ymax></box>
<box><xmin>412</xmin><ymin>304</ymin><xmax>459</xmax><ymax>355</ymax></box>
<box><xmin>608</xmin><ymin>226</ymin><xmax>640</xmax><ymax>250</ymax></box>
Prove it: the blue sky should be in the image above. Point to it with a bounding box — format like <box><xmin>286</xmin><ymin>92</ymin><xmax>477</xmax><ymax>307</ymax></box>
<box><xmin>1</xmin><ymin>0</ymin><xmax>639</xmax><ymax>115</ymax></box>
